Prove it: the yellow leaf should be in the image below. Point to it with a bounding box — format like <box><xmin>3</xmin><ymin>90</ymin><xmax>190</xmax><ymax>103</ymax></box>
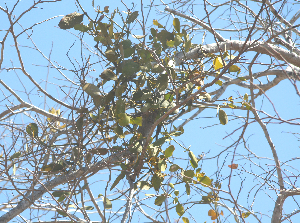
<box><xmin>228</xmin><ymin>164</ymin><xmax>238</xmax><ymax>169</ymax></box>
<box><xmin>213</xmin><ymin>57</ymin><xmax>226</xmax><ymax>70</ymax></box>
<box><xmin>208</xmin><ymin>209</ymin><xmax>217</xmax><ymax>220</ymax></box>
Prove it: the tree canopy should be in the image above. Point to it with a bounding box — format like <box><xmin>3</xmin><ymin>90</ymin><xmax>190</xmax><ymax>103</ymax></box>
<box><xmin>0</xmin><ymin>0</ymin><xmax>300</xmax><ymax>223</ymax></box>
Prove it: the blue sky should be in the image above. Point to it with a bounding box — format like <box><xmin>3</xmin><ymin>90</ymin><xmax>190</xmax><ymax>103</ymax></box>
<box><xmin>1</xmin><ymin>0</ymin><xmax>300</xmax><ymax>222</ymax></box>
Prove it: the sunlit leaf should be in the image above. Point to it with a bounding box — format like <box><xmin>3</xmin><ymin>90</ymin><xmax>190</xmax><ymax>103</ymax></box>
<box><xmin>173</xmin><ymin>18</ymin><xmax>180</xmax><ymax>33</ymax></box>
<box><xmin>185</xmin><ymin>183</ymin><xmax>190</xmax><ymax>195</ymax></box>
<box><xmin>165</xmin><ymin>145</ymin><xmax>175</xmax><ymax>158</ymax></box>
<box><xmin>176</xmin><ymin>203</ymin><xmax>184</xmax><ymax>216</ymax></box>
<box><xmin>215</xmin><ymin>80</ymin><xmax>223</xmax><ymax>86</ymax></box>
<box><xmin>153</xmin><ymin>19</ymin><xmax>164</xmax><ymax>28</ymax></box>
<box><xmin>169</xmin><ymin>164</ymin><xmax>180</xmax><ymax>172</ymax></box>
<box><xmin>130</xmin><ymin>117</ymin><xmax>143</xmax><ymax>126</ymax></box>
<box><xmin>208</xmin><ymin>209</ymin><xmax>217</xmax><ymax>220</ymax></box>
<box><xmin>188</xmin><ymin>151</ymin><xmax>198</xmax><ymax>168</ymax></box>
<box><xmin>182</xmin><ymin>217</ymin><xmax>189</xmax><ymax>223</ymax></box>
<box><xmin>242</xmin><ymin>211</ymin><xmax>251</xmax><ymax>218</ymax></box>
<box><xmin>213</xmin><ymin>57</ymin><xmax>226</xmax><ymax>70</ymax></box>
<box><xmin>238</xmin><ymin>76</ymin><xmax>247</xmax><ymax>81</ymax></box>
<box><xmin>103</xmin><ymin>197</ymin><xmax>112</xmax><ymax>209</ymax></box>
<box><xmin>117</xmin><ymin>113</ymin><xmax>130</xmax><ymax>126</ymax></box>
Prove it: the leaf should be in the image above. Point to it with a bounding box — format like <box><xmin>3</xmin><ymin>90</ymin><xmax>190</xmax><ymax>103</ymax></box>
<box><xmin>105</xmin><ymin>49</ymin><xmax>118</xmax><ymax>62</ymax></box>
<box><xmin>153</xmin><ymin>19</ymin><xmax>164</xmax><ymax>28</ymax></box>
<box><xmin>74</xmin><ymin>24</ymin><xmax>89</xmax><ymax>32</ymax></box>
<box><xmin>215</xmin><ymin>80</ymin><xmax>223</xmax><ymax>86</ymax></box>
<box><xmin>198</xmin><ymin>176</ymin><xmax>212</xmax><ymax>186</ymax></box>
<box><xmin>122</xmin><ymin>60</ymin><xmax>140</xmax><ymax>76</ymax></box>
<box><xmin>85</xmin><ymin>206</ymin><xmax>94</xmax><ymax>210</ymax></box>
<box><xmin>213</xmin><ymin>57</ymin><xmax>226</xmax><ymax>70</ymax></box>
<box><xmin>169</xmin><ymin>183</ymin><xmax>174</xmax><ymax>189</ymax></box>
<box><xmin>219</xmin><ymin>109</ymin><xmax>228</xmax><ymax>125</ymax></box>
<box><xmin>110</xmin><ymin>171</ymin><xmax>126</xmax><ymax>190</ymax></box>
<box><xmin>103</xmin><ymin>197</ymin><xmax>112</xmax><ymax>209</ymax></box>
<box><xmin>173</xmin><ymin>18</ymin><xmax>180</xmax><ymax>33</ymax></box>
<box><xmin>185</xmin><ymin>183</ymin><xmax>190</xmax><ymax>195</ymax></box>
<box><xmin>57</xmin><ymin>195</ymin><xmax>65</xmax><ymax>202</ymax></box>
<box><xmin>166</xmin><ymin>40</ymin><xmax>175</xmax><ymax>47</ymax></box>
<box><xmin>176</xmin><ymin>203</ymin><xmax>185</xmax><ymax>216</ymax></box>
<box><xmin>82</xmin><ymin>83</ymin><xmax>101</xmax><ymax>97</ymax></box>
<box><xmin>208</xmin><ymin>209</ymin><xmax>217</xmax><ymax>220</ymax></box>
<box><xmin>104</xmin><ymin>6</ymin><xmax>109</xmax><ymax>13</ymax></box>
<box><xmin>228</xmin><ymin>164</ymin><xmax>238</xmax><ymax>169</ymax></box>
<box><xmin>238</xmin><ymin>76</ymin><xmax>247</xmax><ymax>81</ymax></box>
<box><xmin>116</xmin><ymin>99</ymin><xmax>125</xmax><ymax>115</ymax></box>
<box><xmin>127</xmin><ymin>11</ymin><xmax>139</xmax><ymax>23</ymax></box>
<box><xmin>57</xmin><ymin>210</ymin><xmax>68</xmax><ymax>217</ymax></box>
<box><xmin>153</xmin><ymin>137</ymin><xmax>167</xmax><ymax>147</ymax></box>
<box><xmin>229</xmin><ymin>64</ymin><xmax>241</xmax><ymax>73</ymax></box>
<box><xmin>101</xmin><ymin>69</ymin><xmax>117</xmax><ymax>81</ymax></box>
<box><xmin>183</xmin><ymin>170</ymin><xmax>194</xmax><ymax>182</ymax></box>
<box><xmin>10</xmin><ymin>152</ymin><xmax>21</xmax><ymax>160</ymax></box>
<box><xmin>164</xmin><ymin>145</ymin><xmax>175</xmax><ymax>158</ymax></box>
<box><xmin>184</xmin><ymin>39</ymin><xmax>191</xmax><ymax>53</ymax></box>
<box><xmin>52</xmin><ymin>191</ymin><xmax>70</xmax><ymax>197</ymax></box>
<box><xmin>130</xmin><ymin>117</ymin><xmax>143</xmax><ymax>126</ymax></box>
<box><xmin>188</xmin><ymin>151</ymin><xmax>198</xmax><ymax>168</ymax></box>
<box><xmin>154</xmin><ymin>195</ymin><xmax>166</xmax><ymax>206</ymax></box>
<box><xmin>157</xmin><ymin>73</ymin><xmax>168</xmax><ymax>91</ymax></box>
<box><xmin>169</xmin><ymin>164</ymin><xmax>180</xmax><ymax>172</ymax></box>
<box><xmin>117</xmin><ymin>113</ymin><xmax>130</xmax><ymax>126</ymax></box>
<box><xmin>244</xmin><ymin>93</ymin><xmax>248</xmax><ymax>101</ymax></box>
<box><xmin>174</xmin><ymin>35</ymin><xmax>183</xmax><ymax>46</ymax></box>
<box><xmin>58</xmin><ymin>12</ymin><xmax>84</xmax><ymax>30</ymax></box>
<box><xmin>152</xmin><ymin>174</ymin><xmax>164</xmax><ymax>191</ymax></box>
<box><xmin>76</xmin><ymin>116</ymin><xmax>84</xmax><ymax>131</ymax></box>
<box><xmin>13</xmin><ymin>163</ymin><xmax>16</xmax><ymax>175</ymax></box>
<box><xmin>182</xmin><ymin>217</ymin><xmax>189</xmax><ymax>223</ymax></box>
<box><xmin>26</xmin><ymin>123</ymin><xmax>38</xmax><ymax>138</ymax></box>
<box><xmin>242</xmin><ymin>211</ymin><xmax>251</xmax><ymax>218</ymax></box>
<box><xmin>174</xmin><ymin>190</ymin><xmax>179</xmax><ymax>196</ymax></box>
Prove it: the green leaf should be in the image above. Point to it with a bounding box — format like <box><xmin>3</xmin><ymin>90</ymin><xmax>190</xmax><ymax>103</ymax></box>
<box><xmin>103</xmin><ymin>197</ymin><xmax>112</xmax><ymax>209</ymax></box>
<box><xmin>158</xmin><ymin>159</ymin><xmax>167</xmax><ymax>172</ymax></box>
<box><xmin>154</xmin><ymin>195</ymin><xmax>166</xmax><ymax>206</ymax></box>
<box><xmin>85</xmin><ymin>206</ymin><xmax>94</xmax><ymax>210</ymax></box>
<box><xmin>229</xmin><ymin>64</ymin><xmax>241</xmax><ymax>73</ymax></box>
<box><xmin>199</xmin><ymin>176</ymin><xmax>212</xmax><ymax>186</ymax></box>
<box><xmin>52</xmin><ymin>191</ymin><xmax>70</xmax><ymax>197</ymax></box>
<box><xmin>176</xmin><ymin>203</ymin><xmax>185</xmax><ymax>216</ymax></box>
<box><xmin>117</xmin><ymin>113</ymin><xmax>130</xmax><ymax>126</ymax></box>
<box><xmin>185</xmin><ymin>183</ymin><xmax>190</xmax><ymax>195</ymax></box>
<box><xmin>183</xmin><ymin>170</ymin><xmax>194</xmax><ymax>182</ymax></box>
<box><xmin>188</xmin><ymin>151</ymin><xmax>198</xmax><ymax>168</ymax></box>
<box><xmin>130</xmin><ymin>117</ymin><xmax>143</xmax><ymax>126</ymax></box>
<box><xmin>238</xmin><ymin>76</ymin><xmax>247</xmax><ymax>81</ymax></box>
<box><xmin>169</xmin><ymin>183</ymin><xmax>174</xmax><ymax>189</ymax></box>
<box><xmin>57</xmin><ymin>195</ymin><xmax>65</xmax><ymax>202</ymax></box>
<box><xmin>153</xmin><ymin>137</ymin><xmax>167</xmax><ymax>147</ymax></box>
<box><xmin>174</xmin><ymin>35</ymin><xmax>183</xmax><ymax>46</ymax></box>
<box><xmin>169</xmin><ymin>164</ymin><xmax>180</xmax><ymax>172</ymax></box>
<box><xmin>184</xmin><ymin>39</ymin><xmax>191</xmax><ymax>53</ymax></box>
<box><xmin>165</xmin><ymin>145</ymin><xmax>175</xmax><ymax>158</ymax></box>
<box><xmin>57</xmin><ymin>210</ymin><xmax>68</xmax><ymax>217</ymax></box>
<box><xmin>110</xmin><ymin>171</ymin><xmax>126</xmax><ymax>190</ymax></box>
<box><xmin>127</xmin><ymin>11</ymin><xmax>139</xmax><ymax>23</ymax></box>
<box><xmin>26</xmin><ymin>123</ymin><xmax>38</xmax><ymax>138</ymax></box>
<box><xmin>219</xmin><ymin>109</ymin><xmax>228</xmax><ymax>125</ymax></box>
<box><xmin>174</xmin><ymin>190</ymin><xmax>179</xmax><ymax>196</ymax></box>
<box><xmin>58</xmin><ymin>12</ymin><xmax>84</xmax><ymax>30</ymax></box>
<box><xmin>74</xmin><ymin>24</ymin><xmax>89</xmax><ymax>32</ymax></box>
<box><xmin>182</xmin><ymin>217</ymin><xmax>190</xmax><ymax>223</ymax></box>
<box><xmin>10</xmin><ymin>152</ymin><xmax>21</xmax><ymax>160</ymax></box>
<box><xmin>173</xmin><ymin>18</ymin><xmax>180</xmax><ymax>33</ymax></box>
<box><xmin>122</xmin><ymin>60</ymin><xmax>140</xmax><ymax>76</ymax></box>
<box><xmin>152</xmin><ymin>174</ymin><xmax>164</xmax><ymax>191</ymax></box>
<box><xmin>116</xmin><ymin>99</ymin><xmax>125</xmax><ymax>115</ymax></box>
<box><xmin>101</xmin><ymin>69</ymin><xmax>117</xmax><ymax>81</ymax></box>
<box><xmin>76</xmin><ymin>116</ymin><xmax>84</xmax><ymax>131</ymax></box>
<box><xmin>105</xmin><ymin>49</ymin><xmax>118</xmax><ymax>62</ymax></box>
<box><xmin>122</xmin><ymin>39</ymin><xmax>132</xmax><ymax>48</ymax></box>
<box><xmin>82</xmin><ymin>83</ymin><xmax>101</xmax><ymax>97</ymax></box>
<box><xmin>166</xmin><ymin>40</ymin><xmax>175</xmax><ymax>47</ymax></box>
<box><xmin>157</xmin><ymin>73</ymin><xmax>168</xmax><ymax>91</ymax></box>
